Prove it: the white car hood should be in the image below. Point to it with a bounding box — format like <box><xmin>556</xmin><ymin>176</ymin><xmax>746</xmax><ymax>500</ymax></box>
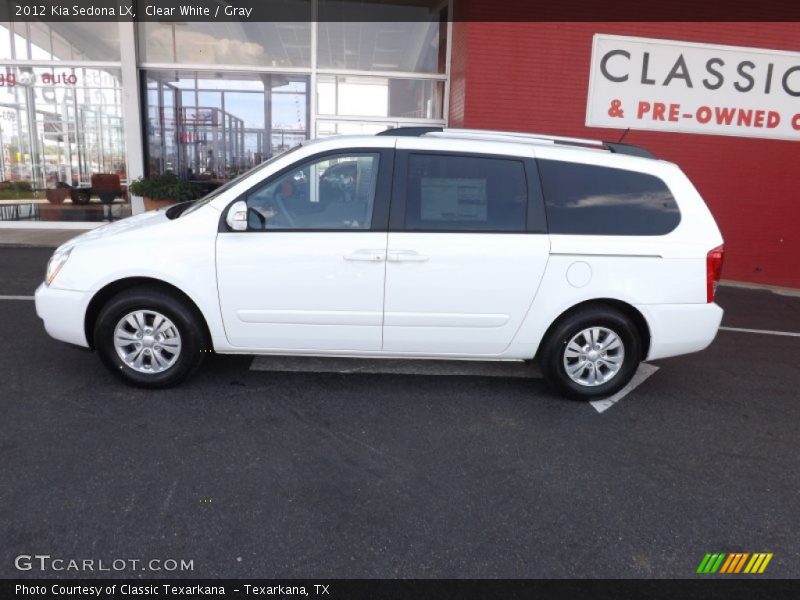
<box><xmin>57</xmin><ymin>210</ymin><xmax>169</xmax><ymax>251</ymax></box>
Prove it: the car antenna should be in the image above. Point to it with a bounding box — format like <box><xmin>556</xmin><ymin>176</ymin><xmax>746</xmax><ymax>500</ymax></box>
<box><xmin>617</xmin><ymin>128</ymin><xmax>630</xmax><ymax>143</ymax></box>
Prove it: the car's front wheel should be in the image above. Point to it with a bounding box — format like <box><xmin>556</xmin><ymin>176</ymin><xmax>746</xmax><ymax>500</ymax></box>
<box><xmin>94</xmin><ymin>286</ymin><xmax>206</xmax><ymax>388</ymax></box>
<box><xmin>539</xmin><ymin>306</ymin><xmax>642</xmax><ymax>400</ymax></box>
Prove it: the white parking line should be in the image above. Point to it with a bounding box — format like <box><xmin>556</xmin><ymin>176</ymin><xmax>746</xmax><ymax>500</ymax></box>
<box><xmin>720</xmin><ymin>326</ymin><xmax>800</xmax><ymax>338</ymax></box>
<box><xmin>589</xmin><ymin>364</ymin><xmax>660</xmax><ymax>414</ymax></box>
<box><xmin>0</xmin><ymin>295</ymin><xmax>34</xmax><ymax>300</ymax></box>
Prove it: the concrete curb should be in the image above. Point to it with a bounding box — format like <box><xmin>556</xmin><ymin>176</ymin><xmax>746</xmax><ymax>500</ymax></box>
<box><xmin>720</xmin><ymin>279</ymin><xmax>800</xmax><ymax>298</ymax></box>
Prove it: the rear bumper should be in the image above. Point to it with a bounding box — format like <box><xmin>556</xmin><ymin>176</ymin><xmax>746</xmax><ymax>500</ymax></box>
<box><xmin>637</xmin><ymin>302</ymin><xmax>724</xmax><ymax>361</ymax></box>
<box><xmin>34</xmin><ymin>283</ymin><xmax>91</xmax><ymax>348</ymax></box>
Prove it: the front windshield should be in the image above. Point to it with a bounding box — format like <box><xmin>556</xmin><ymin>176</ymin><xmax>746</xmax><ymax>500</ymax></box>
<box><xmin>179</xmin><ymin>145</ymin><xmax>304</xmax><ymax>217</ymax></box>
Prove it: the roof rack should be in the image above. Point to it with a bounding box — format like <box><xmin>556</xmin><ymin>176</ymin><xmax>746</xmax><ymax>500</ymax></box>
<box><xmin>376</xmin><ymin>126</ymin><xmax>444</xmax><ymax>137</ymax></box>
<box><xmin>602</xmin><ymin>142</ymin><xmax>656</xmax><ymax>159</ymax></box>
<box><xmin>376</xmin><ymin>126</ymin><xmax>655</xmax><ymax>159</ymax></box>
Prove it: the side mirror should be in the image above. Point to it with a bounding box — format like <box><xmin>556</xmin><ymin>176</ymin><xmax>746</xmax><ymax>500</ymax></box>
<box><xmin>226</xmin><ymin>200</ymin><xmax>248</xmax><ymax>231</ymax></box>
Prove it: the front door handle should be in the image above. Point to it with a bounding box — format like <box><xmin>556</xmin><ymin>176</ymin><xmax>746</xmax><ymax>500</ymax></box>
<box><xmin>343</xmin><ymin>249</ymin><xmax>385</xmax><ymax>262</ymax></box>
<box><xmin>388</xmin><ymin>250</ymin><xmax>429</xmax><ymax>262</ymax></box>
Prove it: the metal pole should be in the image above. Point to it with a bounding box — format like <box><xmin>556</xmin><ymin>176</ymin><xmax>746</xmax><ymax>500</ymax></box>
<box><xmin>118</xmin><ymin>20</ymin><xmax>145</xmax><ymax>214</ymax></box>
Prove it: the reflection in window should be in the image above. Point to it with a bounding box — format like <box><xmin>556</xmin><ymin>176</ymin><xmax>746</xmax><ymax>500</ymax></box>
<box><xmin>0</xmin><ymin>22</ymin><xmax>121</xmax><ymax>61</ymax></box>
<box><xmin>138</xmin><ymin>21</ymin><xmax>311</xmax><ymax>68</ymax></box>
<box><xmin>317</xmin><ymin>17</ymin><xmax>446</xmax><ymax>74</ymax></box>
<box><xmin>538</xmin><ymin>160</ymin><xmax>681</xmax><ymax>236</ymax></box>
<box><xmin>0</xmin><ymin>67</ymin><xmax>129</xmax><ymax>222</ymax></box>
<box><xmin>144</xmin><ymin>70</ymin><xmax>309</xmax><ymax>185</ymax></box>
<box><xmin>317</xmin><ymin>75</ymin><xmax>444</xmax><ymax>119</ymax></box>
<box><xmin>406</xmin><ymin>154</ymin><xmax>528</xmax><ymax>232</ymax></box>
<box><xmin>0</xmin><ymin>67</ymin><xmax>125</xmax><ymax>187</ymax></box>
<box><xmin>246</xmin><ymin>153</ymin><xmax>379</xmax><ymax>230</ymax></box>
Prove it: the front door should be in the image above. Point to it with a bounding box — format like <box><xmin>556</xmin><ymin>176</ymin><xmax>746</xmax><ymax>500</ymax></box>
<box><xmin>216</xmin><ymin>149</ymin><xmax>392</xmax><ymax>351</ymax></box>
<box><xmin>383</xmin><ymin>149</ymin><xmax>550</xmax><ymax>355</ymax></box>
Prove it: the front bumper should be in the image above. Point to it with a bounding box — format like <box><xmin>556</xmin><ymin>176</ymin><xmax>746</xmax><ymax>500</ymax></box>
<box><xmin>34</xmin><ymin>283</ymin><xmax>92</xmax><ymax>348</ymax></box>
<box><xmin>637</xmin><ymin>302</ymin><xmax>724</xmax><ymax>361</ymax></box>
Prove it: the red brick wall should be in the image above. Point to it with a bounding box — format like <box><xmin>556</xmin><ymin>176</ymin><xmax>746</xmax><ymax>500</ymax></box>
<box><xmin>449</xmin><ymin>22</ymin><xmax>800</xmax><ymax>288</ymax></box>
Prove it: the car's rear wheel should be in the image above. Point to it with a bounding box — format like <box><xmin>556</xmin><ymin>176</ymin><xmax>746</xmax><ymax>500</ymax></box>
<box><xmin>94</xmin><ymin>286</ymin><xmax>206</xmax><ymax>388</ymax></box>
<box><xmin>539</xmin><ymin>306</ymin><xmax>642</xmax><ymax>400</ymax></box>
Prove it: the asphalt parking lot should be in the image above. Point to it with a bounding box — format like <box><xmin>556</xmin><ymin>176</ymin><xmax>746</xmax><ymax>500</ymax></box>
<box><xmin>1</xmin><ymin>246</ymin><xmax>798</xmax><ymax>579</ymax></box>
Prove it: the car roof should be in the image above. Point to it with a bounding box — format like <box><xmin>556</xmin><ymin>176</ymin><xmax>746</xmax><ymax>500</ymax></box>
<box><xmin>379</xmin><ymin>127</ymin><xmax>657</xmax><ymax>159</ymax></box>
<box><xmin>302</xmin><ymin>130</ymin><xmax>669</xmax><ymax>175</ymax></box>
<box><xmin>306</xmin><ymin>127</ymin><xmax>659</xmax><ymax>160</ymax></box>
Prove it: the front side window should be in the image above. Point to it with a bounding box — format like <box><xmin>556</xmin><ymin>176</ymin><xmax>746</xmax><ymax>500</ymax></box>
<box><xmin>538</xmin><ymin>160</ymin><xmax>681</xmax><ymax>236</ymax></box>
<box><xmin>245</xmin><ymin>153</ymin><xmax>380</xmax><ymax>230</ymax></box>
<box><xmin>404</xmin><ymin>154</ymin><xmax>528</xmax><ymax>232</ymax></box>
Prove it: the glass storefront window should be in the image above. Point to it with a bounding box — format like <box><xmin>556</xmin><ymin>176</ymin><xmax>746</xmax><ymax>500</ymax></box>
<box><xmin>138</xmin><ymin>21</ymin><xmax>311</xmax><ymax>68</ymax></box>
<box><xmin>0</xmin><ymin>22</ymin><xmax>121</xmax><ymax>61</ymax></box>
<box><xmin>316</xmin><ymin>121</ymin><xmax>392</xmax><ymax>136</ymax></box>
<box><xmin>317</xmin><ymin>75</ymin><xmax>444</xmax><ymax>120</ymax></box>
<box><xmin>144</xmin><ymin>70</ymin><xmax>309</xmax><ymax>186</ymax></box>
<box><xmin>0</xmin><ymin>3</ymin><xmax>449</xmax><ymax>223</ymax></box>
<box><xmin>317</xmin><ymin>13</ymin><xmax>446</xmax><ymax>74</ymax></box>
<box><xmin>0</xmin><ymin>66</ymin><xmax>129</xmax><ymax>223</ymax></box>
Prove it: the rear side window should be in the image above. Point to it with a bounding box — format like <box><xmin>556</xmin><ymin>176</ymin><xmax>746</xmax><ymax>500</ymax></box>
<box><xmin>538</xmin><ymin>160</ymin><xmax>681</xmax><ymax>235</ymax></box>
<box><xmin>405</xmin><ymin>154</ymin><xmax>527</xmax><ymax>232</ymax></box>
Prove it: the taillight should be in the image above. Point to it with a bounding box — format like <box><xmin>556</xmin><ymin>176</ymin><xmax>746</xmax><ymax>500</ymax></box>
<box><xmin>706</xmin><ymin>245</ymin><xmax>724</xmax><ymax>303</ymax></box>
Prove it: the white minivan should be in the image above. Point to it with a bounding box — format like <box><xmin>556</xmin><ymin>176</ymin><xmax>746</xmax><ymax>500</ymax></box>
<box><xmin>35</xmin><ymin>128</ymin><xmax>724</xmax><ymax>399</ymax></box>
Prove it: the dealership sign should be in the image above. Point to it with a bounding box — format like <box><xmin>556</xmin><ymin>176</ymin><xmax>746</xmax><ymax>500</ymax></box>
<box><xmin>586</xmin><ymin>34</ymin><xmax>800</xmax><ymax>141</ymax></box>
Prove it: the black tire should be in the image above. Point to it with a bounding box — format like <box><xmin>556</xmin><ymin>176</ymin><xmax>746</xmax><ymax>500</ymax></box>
<box><xmin>539</xmin><ymin>306</ymin><xmax>642</xmax><ymax>400</ymax></box>
<box><xmin>93</xmin><ymin>286</ymin><xmax>206</xmax><ymax>388</ymax></box>
<box><xmin>71</xmin><ymin>190</ymin><xmax>91</xmax><ymax>205</ymax></box>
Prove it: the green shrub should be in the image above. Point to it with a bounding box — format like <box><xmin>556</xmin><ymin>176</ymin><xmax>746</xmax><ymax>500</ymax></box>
<box><xmin>12</xmin><ymin>180</ymin><xmax>32</xmax><ymax>192</ymax></box>
<box><xmin>128</xmin><ymin>172</ymin><xmax>200</xmax><ymax>202</ymax></box>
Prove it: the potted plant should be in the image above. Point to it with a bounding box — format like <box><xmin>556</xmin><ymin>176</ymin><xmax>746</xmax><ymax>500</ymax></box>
<box><xmin>45</xmin><ymin>181</ymin><xmax>71</xmax><ymax>204</ymax></box>
<box><xmin>128</xmin><ymin>172</ymin><xmax>200</xmax><ymax>211</ymax></box>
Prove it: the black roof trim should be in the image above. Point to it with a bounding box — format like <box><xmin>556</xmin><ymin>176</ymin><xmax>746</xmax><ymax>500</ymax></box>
<box><xmin>603</xmin><ymin>142</ymin><xmax>656</xmax><ymax>159</ymax></box>
<box><xmin>376</xmin><ymin>127</ymin><xmax>444</xmax><ymax>137</ymax></box>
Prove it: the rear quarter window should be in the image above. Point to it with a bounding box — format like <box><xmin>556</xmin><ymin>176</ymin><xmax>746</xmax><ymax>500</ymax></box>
<box><xmin>537</xmin><ymin>160</ymin><xmax>681</xmax><ymax>235</ymax></box>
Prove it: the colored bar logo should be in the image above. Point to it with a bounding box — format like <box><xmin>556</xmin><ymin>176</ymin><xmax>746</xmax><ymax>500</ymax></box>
<box><xmin>696</xmin><ymin>552</ymin><xmax>773</xmax><ymax>574</ymax></box>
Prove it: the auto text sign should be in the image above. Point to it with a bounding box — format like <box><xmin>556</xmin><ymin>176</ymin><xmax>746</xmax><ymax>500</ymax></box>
<box><xmin>586</xmin><ymin>34</ymin><xmax>800</xmax><ymax>141</ymax></box>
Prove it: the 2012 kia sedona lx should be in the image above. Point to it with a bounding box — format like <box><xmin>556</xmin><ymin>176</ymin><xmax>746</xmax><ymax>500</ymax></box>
<box><xmin>35</xmin><ymin>128</ymin><xmax>724</xmax><ymax>399</ymax></box>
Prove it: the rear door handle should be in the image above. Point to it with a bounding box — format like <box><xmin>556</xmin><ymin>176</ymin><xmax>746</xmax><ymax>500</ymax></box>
<box><xmin>343</xmin><ymin>249</ymin><xmax>385</xmax><ymax>262</ymax></box>
<box><xmin>388</xmin><ymin>250</ymin><xmax>429</xmax><ymax>262</ymax></box>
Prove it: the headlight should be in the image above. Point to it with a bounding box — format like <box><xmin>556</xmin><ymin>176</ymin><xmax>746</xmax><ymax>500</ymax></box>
<box><xmin>45</xmin><ymin>247</ymin><xmax>73</xmax><ymax>286</ymax></box>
